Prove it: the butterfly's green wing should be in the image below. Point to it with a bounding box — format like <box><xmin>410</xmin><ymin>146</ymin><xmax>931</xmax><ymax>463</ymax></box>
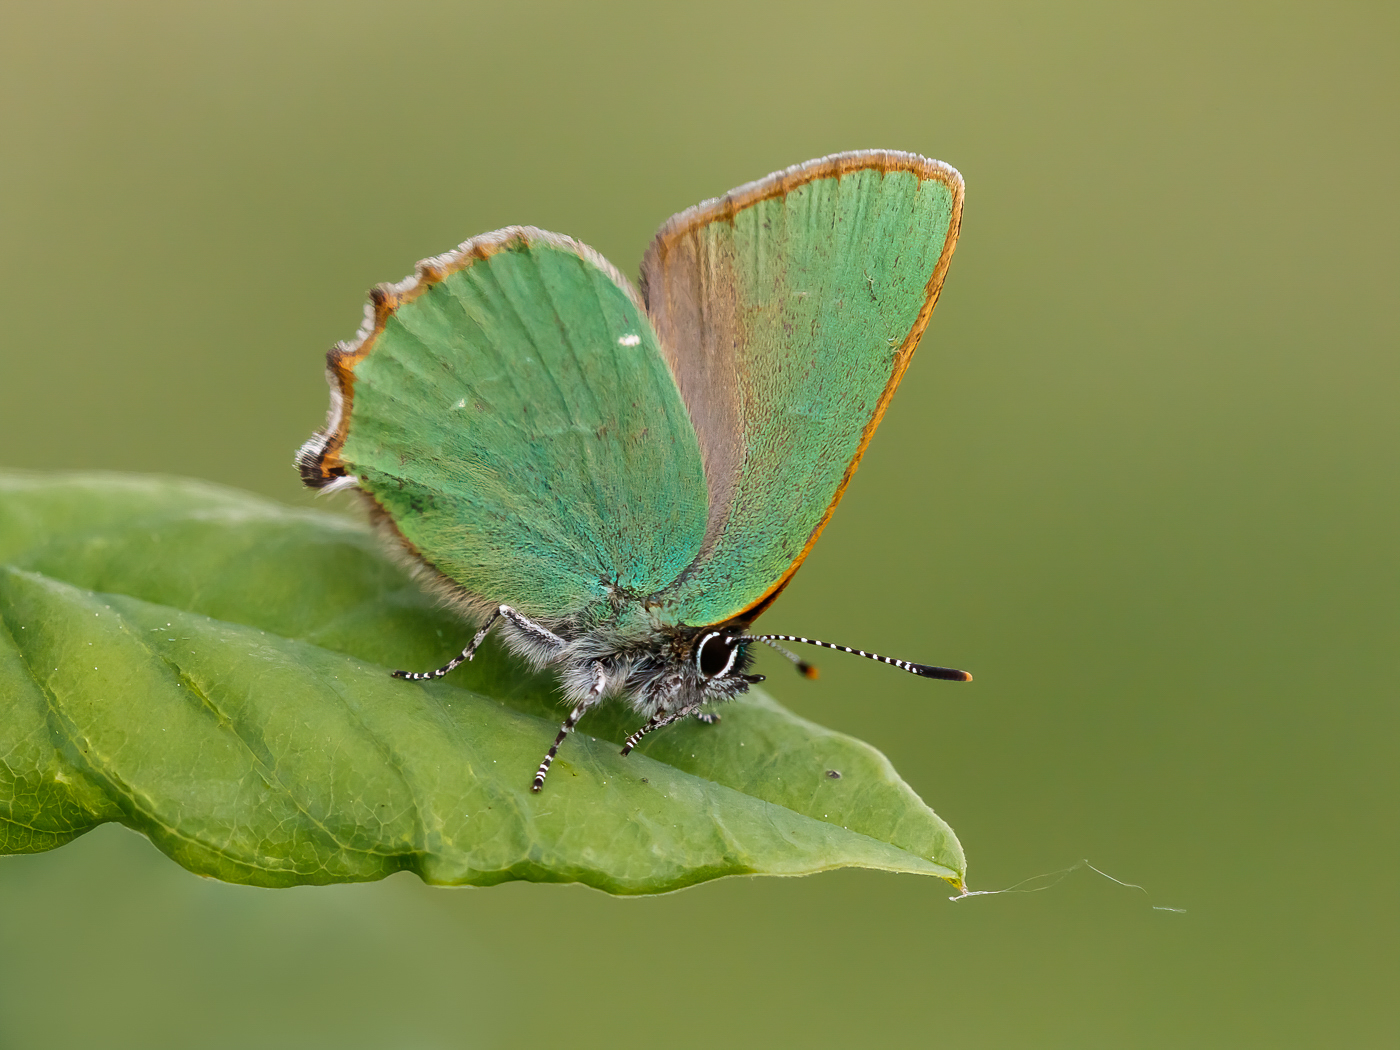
<box><xmin>301</xmin><ymin>156</ymin><xmax>961</xmax><ymax>630</ymax></box>
<box><xmin>640</xmin><ymin>151</ymin><xmax>964</xmax><ymax>627</ymax></box>
<box><xmin>299</xmin><ymin>227</ymin><xmax>708</xmax><ymax>622</ymax></box>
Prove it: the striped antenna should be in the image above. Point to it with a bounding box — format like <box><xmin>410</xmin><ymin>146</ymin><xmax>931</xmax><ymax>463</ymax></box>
<box><xmin>755</xmin><ymin>636</ymin><xmax>821</xmax><ymax>679</ymax></box>
<box><xmin>742</xmin><ymin>634</ymin><xmax>972</xmax><ymax>682</ymax></box>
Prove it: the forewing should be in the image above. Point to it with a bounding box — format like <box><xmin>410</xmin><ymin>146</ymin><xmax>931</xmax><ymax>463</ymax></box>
<box><xmin>300</xmin><ymin>227</ymin><xmax>709</xmax><ymax>621</ymax></box>
<box><xmin>640</xmin><ymin>151</ymin><xmax>964</xmax><ymax>626</ymax></box>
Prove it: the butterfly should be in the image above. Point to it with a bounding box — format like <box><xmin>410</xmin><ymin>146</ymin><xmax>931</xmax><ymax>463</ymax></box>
<box><xmin>298</xmin><ymin>149</ymin><xmax>970</xmax><ymax>791</ymax></box>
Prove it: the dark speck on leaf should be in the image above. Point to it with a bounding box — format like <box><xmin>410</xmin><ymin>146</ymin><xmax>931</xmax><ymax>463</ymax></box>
<box><xmin>825</xmin><ymin>769</ymin><xmax>842</xmax><ymax>780</ymax></box>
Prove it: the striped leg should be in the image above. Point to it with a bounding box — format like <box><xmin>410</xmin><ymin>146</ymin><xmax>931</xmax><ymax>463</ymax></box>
<box><xmin>498</xmin><ymin>605</ymin><xmax>567</xmax><ymax>651</ymax></box>
<box><xmin>620</xmin><ymin>714</ymin><xmax>665</xmax><ymax>756</ymax></box>
<box><xmin>531</xmin><ymin>665</ymin><xmax>607</xmax><ymax>793</ymax></box>
<box><xmin>692</xmin><ymin>710</ymin><xmax>721</xmax><ymax>725</ymax></box>
<box><xmin>391</xmin><ymin>608</ymin><xmax>502</xmax><ymax>681</ymax></box>
<box><xmin>531</xmin><ymin>701</ymin><xmax>588</xmax><ymax>792</ymax></box>
<box><xmin>621</xmin><ymin>705</ymin><xmax>696</xmax><ymax>756</ymax></box>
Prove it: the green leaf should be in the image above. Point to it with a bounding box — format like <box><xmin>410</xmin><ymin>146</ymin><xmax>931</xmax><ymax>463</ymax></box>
<box><xmin>0</xmin><ymin>472</ymin><xmax>963</xmax><ymax>893</ymax></box>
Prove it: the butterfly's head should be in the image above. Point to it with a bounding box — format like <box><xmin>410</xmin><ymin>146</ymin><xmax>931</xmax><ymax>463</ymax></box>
<box><xmin>618</xmin><ymin>626</ymin><xmax>765</xmax><ymax>713</ymax></box>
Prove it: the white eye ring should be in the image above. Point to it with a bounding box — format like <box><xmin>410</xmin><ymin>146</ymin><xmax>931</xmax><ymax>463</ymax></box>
<box><xmin>696</xmin><ymin>632</ymin><xmax>741</xmax><ymax>679</ymax></box>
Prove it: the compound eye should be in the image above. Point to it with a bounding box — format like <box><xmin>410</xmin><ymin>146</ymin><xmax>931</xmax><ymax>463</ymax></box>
<box><xmin>696</xmin><ymin>632</ymin><xmax>739</xmax><ymax>679</ymax></box>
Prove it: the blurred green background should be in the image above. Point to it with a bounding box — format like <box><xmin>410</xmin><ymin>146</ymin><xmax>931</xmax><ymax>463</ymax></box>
<box><xmin>1</xmin><ymin>2</ymin><xmax>1394</xmax><ymax>1047</ymax></box>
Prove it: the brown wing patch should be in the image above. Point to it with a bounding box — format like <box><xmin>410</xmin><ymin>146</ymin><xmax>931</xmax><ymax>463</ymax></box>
<box><xmin>639</xmin><ymin>151</ymin><xmax>965</xmax><ymax>623</ymax></box>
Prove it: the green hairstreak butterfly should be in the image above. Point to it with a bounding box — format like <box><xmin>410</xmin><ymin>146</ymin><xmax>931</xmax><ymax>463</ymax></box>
<box><xmin>299</xmin><ymin>150</ymin><xmax>971</xmax><ymax>791</ymax></box>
